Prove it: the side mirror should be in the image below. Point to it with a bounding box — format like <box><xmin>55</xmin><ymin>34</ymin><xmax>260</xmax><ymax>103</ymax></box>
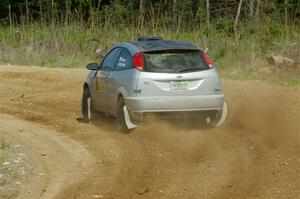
<box><xmin>86</xmin><ymin>63</ymin><xmax>98</xmax><ymax>70</ymax></box>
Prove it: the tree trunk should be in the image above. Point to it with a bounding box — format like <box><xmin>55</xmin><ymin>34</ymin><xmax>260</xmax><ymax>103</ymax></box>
<box><xmin>172</xmin><ymin>0</ymin><xmax>177</xmax><ymax>28</ymax></box>
<box><xmin>206</xmin><ymin>0</ymin><xmax>210</xmax><ymax>26</ymax></box>
<box><xmin>234</xmin><ymin>0</ymin><xmax>244</xmax><ymax>41</ymax></box>
<box><xmin>39</xmin><ymin>0</ymin><xmax>43</xmax><ymax>22</ymax></box>
<box><xmin>164</xmin><ymin>0</ymin><xmax>168</xmax><ymax>18</ymax></box>
<box><xmin>51</xmin><ymin>0</ymin><xmax>54</xmax><ymax>28</ymax></box>
<box><xmin>25</xmin><ymin>0</ymin><xmax>29</xmax><ymax>23</ymax></box>
<box><xmin>96</xmin><ymin>0</ymin><xmax>102</xmax><ymax>26</ymax></box>
<box><xmin>139</xmin><ymin>0</ymin><xmax>145</xmax><ymax>28</ymax></box>
<box><xmin>79</xmin><ymin>0</ymin><xmax>83</xmax><ymax>29</ymax></box>
<box><xmin>65</xmin><ymin>0</ymin><xmax>69</xmax><ymax>26</ymax></box>
<box><xmin>9</xmin><ymin>4</ymin><xmax>12</xmax><ymax>29</ymax></box>
<box><xmin>249</xmin><ymin>0</ymin><xmax>255</xmax><ymax>18</ymax></box>
<box><xmin>285</xmin><ymin>0</ymin><xmax>288</xmax><ymax>26</ymax></box>
<box><xmin>255</xmin><ymin>0</ymin><xmax>260</xmax><ymax>22</ymax></box>
<box><xmin>89</xmin><ymin>0</ymin><xmax>94</xmax><ymax>29</ymax></box>
<box><xmin>97</xmin><ymin>0</ymin><xmax>101</xmax><ymax>10</ymax></box>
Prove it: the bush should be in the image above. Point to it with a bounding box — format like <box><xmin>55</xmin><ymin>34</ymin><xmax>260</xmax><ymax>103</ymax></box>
<box><xmin>215</xmin><ymin>19</ymin><xmax>234</xmax><ymax>37</ymax></box>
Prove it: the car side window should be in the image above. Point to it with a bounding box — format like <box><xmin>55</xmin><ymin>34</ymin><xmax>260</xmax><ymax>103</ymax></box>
<box><xmin>114</xmin><ymin>49</ymin><xmax>134</xmax><ymax>71</ymax></box>
<box><xmin>101</xmin><ymin>47</ymin><xmax>122</xmax><ymax>71</ymax></box>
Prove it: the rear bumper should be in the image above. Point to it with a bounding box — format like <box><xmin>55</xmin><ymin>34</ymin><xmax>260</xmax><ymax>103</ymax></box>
<box><xmin>125</xmin><ymin>94</ymin><xmax>224</xmax><ymax>113</ymax></box>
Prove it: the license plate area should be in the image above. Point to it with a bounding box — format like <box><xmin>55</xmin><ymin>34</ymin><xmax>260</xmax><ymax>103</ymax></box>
<box><xmin>169</xmin><ymin>81</ymin><xmax>188</xmax><ymax>90</ymax></box>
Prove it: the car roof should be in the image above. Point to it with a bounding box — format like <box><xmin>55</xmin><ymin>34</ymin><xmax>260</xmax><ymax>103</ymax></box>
<box><xmin>128</xmin><ymin>40</ymin><xmax>200</xmax><ymax>52</ymax></box>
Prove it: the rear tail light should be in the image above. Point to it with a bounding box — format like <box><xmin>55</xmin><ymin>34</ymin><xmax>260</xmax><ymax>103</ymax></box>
<box><xmin>200</xmin><ymin>51</ymin><xmax>214</xmax><ymax>69</ymax></box>
<box><xmin>133</xmin><ymin>52</ymin><xmax>144</xmax><ymax>70</ymax></box>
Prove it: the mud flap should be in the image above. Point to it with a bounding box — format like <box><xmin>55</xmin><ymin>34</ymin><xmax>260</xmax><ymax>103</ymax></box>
<box><xmin>216</xmin><ymin>102</ymin><xmax>228</xmax><ymax>127</ymax></box>
<box><xmin>87</xmin><ymin>98</ymin><xmax>91</xmax><ymax>120</ymax></box>
<box><xmin>123</xmin><ymin>106</ymin><xmax>137</xmax><ymax>129</ymax></box>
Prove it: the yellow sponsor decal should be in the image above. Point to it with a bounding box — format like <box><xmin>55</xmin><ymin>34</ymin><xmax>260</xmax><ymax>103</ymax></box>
<box><xmin>96</xmin><ymin>77</ymin><xmax>106</xmax><ymax>92</ymax></box>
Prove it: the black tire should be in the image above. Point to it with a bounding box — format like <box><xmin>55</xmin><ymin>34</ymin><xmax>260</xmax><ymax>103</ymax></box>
<box><xmin>116</xmin><ymin>97</ymin><xmax>130</xmax><ymax>133</ymax></box>
<box><xmin>82</xmin><ymin>87</ymin><xmax>96</xmax><ymax>122</ymax></box>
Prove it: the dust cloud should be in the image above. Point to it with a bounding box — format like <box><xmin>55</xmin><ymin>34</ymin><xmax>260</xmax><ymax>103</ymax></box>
<box><xmin>134</xmin><ymin>83</ymin><xmax>300</xmax><ymax>157</ymax></box>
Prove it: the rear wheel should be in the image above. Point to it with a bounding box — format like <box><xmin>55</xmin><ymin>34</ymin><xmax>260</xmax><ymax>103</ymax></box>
<box><xmin>82</xmin><ymin>87</ymin><xmax>96</xmax><ymax>122</ymax></box>
<box><xmin>116</xmin><ymin>97</ymin><xmax>130</xmax><ymax>133</ymax></box>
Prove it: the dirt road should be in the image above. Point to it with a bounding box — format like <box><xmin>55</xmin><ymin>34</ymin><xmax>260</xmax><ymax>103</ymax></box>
<box><xmin>0</xmin><ymin>65</ymin><xmax>299</xmax><ymax>199</ymax></box>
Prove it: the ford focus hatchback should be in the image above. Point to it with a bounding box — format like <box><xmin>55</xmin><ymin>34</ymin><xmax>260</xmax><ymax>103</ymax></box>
<box><xmin>82</xmin><ymin>36</ymin><xmax>227</xmax><ymax>132</ymax></box>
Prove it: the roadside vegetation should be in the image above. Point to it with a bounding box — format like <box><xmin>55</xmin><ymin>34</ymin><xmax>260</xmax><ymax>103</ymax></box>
<box><xmin>0</xmin><ymin>140</ymin><xmax>10</xmax><ymax>150</ymax></box>
<box><xmin>0</xmin><ymin>0</ymin><xmax>299</xmax><ymax>84</ymax></box>
<box><xmin>0</xmin><ymin>140</ymin><xmax>9</xmax><ymax>171</ymax></box>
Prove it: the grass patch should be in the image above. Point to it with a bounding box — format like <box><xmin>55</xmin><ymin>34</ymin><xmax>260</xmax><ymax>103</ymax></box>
<box><xmin>0</xmin><ymin>141</ymin><xmax>10</xmax><ymax>150</ymax></box>
<box><xmin>0</xmin><ymin>156</ymin><xmax>6</xmax><ymax>164</ymax></box>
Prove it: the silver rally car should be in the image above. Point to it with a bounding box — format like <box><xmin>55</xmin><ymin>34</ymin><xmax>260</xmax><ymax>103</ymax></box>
<box><xmin>82</xmin><ymin>36</ymin><xmax>227</xmax><ymax>132</ymax></box>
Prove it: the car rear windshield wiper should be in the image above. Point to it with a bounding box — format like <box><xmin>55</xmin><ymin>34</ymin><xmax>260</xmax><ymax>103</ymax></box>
<box><xmin>177</xmin><ymin>67</ymin><xmax>207</xmax><ymax>73</ymax></box>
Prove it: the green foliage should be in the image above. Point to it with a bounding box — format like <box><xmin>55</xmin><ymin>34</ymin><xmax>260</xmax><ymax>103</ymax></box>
<box><xmin>0</xmin><ymin>141</ymin><xmax>9</xmax><ymax>150</ymax></box>
<box><xmin>268</xmin><ymin>20</ymin><xmax>283</xmax><ymax>37</ymax></box>
<box><xmin>215</xmin><ymin>19</ymin><xmax>234</xmax><ymax>36</ymax></box>
<box><xmin>102</xmin><ymin>2</ymin><xmax>128</xmax><ymax>28</ymax></box>
<box><xmin>258</xmin><ymin>20</ymin><xmax>284</xmax><ymax>53</ymax></box>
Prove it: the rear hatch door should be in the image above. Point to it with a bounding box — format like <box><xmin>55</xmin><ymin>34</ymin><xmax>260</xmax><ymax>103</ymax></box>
<box><xmin>136</xmin><ymin>50</ymin><xmax>222</xmax><ymax>97</ymax></box>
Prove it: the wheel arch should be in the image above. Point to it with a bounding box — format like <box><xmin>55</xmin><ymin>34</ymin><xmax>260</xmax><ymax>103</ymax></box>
<box><xmin>83</xmin><ymin>82</ymin><xmax>94</xmax><ymax>99</ymax></box>
<box><xmin>113</xmin><ymin>87</ymin><xmax>128</xmax><ymax>116</ymax></box>
<box><xmin>83</xmin><ymin>82</ymin><xmax>89</xmax><ymax>92</ymax></box>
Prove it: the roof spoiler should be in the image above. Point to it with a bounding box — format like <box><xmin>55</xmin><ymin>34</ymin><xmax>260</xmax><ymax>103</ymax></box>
<box><xmin>137</xmin><ymin>36</ymin><xmax>162</xmax><ymax>41</ymax></box>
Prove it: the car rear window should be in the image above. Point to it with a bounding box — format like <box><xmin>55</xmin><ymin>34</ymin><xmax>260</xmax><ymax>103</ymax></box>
<box><xmin>143</xmin><ymin>50</ymin><xmax>209</xmax><ymax>73</ymax></box>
